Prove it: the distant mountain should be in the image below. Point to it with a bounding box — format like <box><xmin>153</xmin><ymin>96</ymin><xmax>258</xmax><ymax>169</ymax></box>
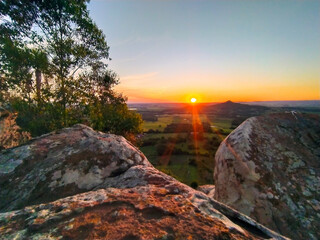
<box><xmin>202</xmin><ymin>100</ymin><xmax>269</xmax><ymax>117</ymax></box>
<box><xmin>132</xmin><ymin>101</ymin><xmax>271</xmax><ymax>118</ymax></box>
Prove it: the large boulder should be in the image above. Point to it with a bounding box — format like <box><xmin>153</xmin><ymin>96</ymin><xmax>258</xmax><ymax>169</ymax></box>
<box><xmin>0</xmin><ymin>124</ymin><xmax>151</xmax><ymax>212</ymax></box>
<box><xmin>0</xmin><ymin>124</ymin><xmax>287</xmax><ymax>239</ymax></box>
<box><xmin>214</xmin><ymin>113</ymin><xmax>320</xmax><ymax>240</ymax></box>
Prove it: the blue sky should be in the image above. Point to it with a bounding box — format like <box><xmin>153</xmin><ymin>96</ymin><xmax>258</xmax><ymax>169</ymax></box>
<box><xmin>88</xmin><ymin>0</ymin><xmax>320</xmax><ymax>102</ymax></box>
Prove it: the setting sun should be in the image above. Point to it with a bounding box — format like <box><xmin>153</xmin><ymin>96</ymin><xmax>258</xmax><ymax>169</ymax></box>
<box><xmin>191</xmin><ymin>98</ymin><xmax>197</xmax><ymax>103</ymax></box>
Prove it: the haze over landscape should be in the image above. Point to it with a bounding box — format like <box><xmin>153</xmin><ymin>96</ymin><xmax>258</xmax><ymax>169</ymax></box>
<box><xmin>88</xmin><ymin>0</ymin><xmax>320</xmax><ymax>103</ymax></box>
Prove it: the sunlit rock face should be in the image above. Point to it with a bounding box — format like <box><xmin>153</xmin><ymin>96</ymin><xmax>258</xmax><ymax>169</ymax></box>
<box><xmin>0</xmin><ymin>107</ymin><xmax>31</xmax><ymax>150</ymax></box>
<box><xmin>0</xmin><ymin>124</ymin><xmax>288</xmax><ymax>239</ymax></box>
<box><xmin>0</xmin><ymin>124</ymin><xmax>150</xmax><ymax>212</ymax></box>
<box><xmin>214</xmin><ymin>113</ymin><xmax>320</xmax><ymax>240</ymax></box>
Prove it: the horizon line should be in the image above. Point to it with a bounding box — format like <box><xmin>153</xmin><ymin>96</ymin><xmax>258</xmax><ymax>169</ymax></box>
<box><xmin>127</xmin><ymin>99</ymin><xmax>320</xmax><ymax>104</ymax></box>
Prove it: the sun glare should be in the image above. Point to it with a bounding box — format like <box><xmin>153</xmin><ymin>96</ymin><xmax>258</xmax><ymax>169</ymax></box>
<box><xmin>191</xmin><ymin>97</ymin><xmax>197</xmax><ymax>103</ymax></box>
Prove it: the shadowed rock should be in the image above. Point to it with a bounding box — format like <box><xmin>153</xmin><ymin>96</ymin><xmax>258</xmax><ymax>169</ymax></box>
<box><xmin>214</xmin><ymin>113</ymin><xmax>320</xmax><ymax>240</ymax></box>
<box><xmin>0</xmin><ymin>124</ymin><xmax>288</xmax><ymax>239</ymax></box>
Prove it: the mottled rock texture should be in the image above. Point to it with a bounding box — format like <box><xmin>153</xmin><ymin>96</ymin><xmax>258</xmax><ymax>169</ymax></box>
<box><xmin>198</xmin><ymin>184</ymin><xmax>215</xmax><ymax>199</ymax></box>
<box><xmin>0</xmin><ymin>124</ymin><xmax>149</xmax><ymax>212</ymax></box>
<box><xmin>0</xmin><ymin>124</ymin><xmax>287</xmax><ymax>239</ymax></box>
<box><xmin>214</xmin><ymin>113</ymin><xmax>320</xmax><ymax>240</ymax></box>
<box><xmin>0</xmin><ymin>107</ymin><xmax>30</xmax><ymax>150</ymax></box>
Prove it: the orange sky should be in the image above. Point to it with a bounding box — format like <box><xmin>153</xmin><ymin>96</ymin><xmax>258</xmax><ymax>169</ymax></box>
<box><xmin>115</xmin><ymin>71</ymin><xmax>320</xmax><ymax>103</ymax></box>
<box><xmin>90</xmin><ymin>0</ymin><xmax>320</xmax><ymax>103</ymax></box>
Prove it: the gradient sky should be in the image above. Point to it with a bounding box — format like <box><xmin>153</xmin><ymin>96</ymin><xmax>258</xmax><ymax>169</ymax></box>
<box><xmin>88</xmin><ymin>0</ymin><xmax>320</xmax><ymax>103</ymax></box>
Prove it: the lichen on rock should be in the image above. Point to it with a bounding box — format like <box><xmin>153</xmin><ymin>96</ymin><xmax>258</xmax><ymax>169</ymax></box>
<box><xmin>0</xmin><ymin>124</ymin><xmax>151</xmax><ymax>213</ymax></box>
<box><xmin>214</xmin><ymin>113</ymin><xmax>320</xmax><ymax>240</ymax></box>
<box><xmin>0</xmin><ymin>124</ymin><xmax>288</xmax><ymax>239</ymax></box>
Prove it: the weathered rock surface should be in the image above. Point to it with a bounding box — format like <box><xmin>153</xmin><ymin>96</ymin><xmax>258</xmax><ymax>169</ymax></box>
<box><xmin>0</xmin><ymin>124</ymin><xmax>287</xmax><ymax>239</ymax></box>
<box><xmin>0</xmin><ymin>124</ymin><xmax>150</xmax><ymax>212</ymax></box>
<box><xmin>198</xmin><ymin>184</ymin><xmax>215</xmax><ymax>199</ymax></box>
<box><xmin>214</xmin><ymin>113</ymin><xmax>320</xmax><ymax>240</ymax></box>
<box><xmin>0</xmin><ymin>107</ymin><xmax>30</xmax><ymax>150</ymax></box>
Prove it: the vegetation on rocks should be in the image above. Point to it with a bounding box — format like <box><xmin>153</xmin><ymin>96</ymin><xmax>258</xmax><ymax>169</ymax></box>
<box><xmin>0</xmin><ymin>107</ymin><xmax>30</xmax><ymax>149</ymax></box>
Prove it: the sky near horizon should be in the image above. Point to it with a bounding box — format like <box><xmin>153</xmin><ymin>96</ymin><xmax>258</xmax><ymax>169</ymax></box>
<box><xmin>88</xmin><ymin>0</ymin><xmax>320</xmax><ymax>103</ymax></box>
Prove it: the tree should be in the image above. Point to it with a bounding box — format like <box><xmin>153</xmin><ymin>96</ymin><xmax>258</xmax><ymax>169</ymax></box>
<box><xmin>29</xmin><ymin>49</ymin><xmax>49</xmax><ymax>102</ymax></box>
<box><xmin>0</xmin><ymin>0</ymin><xmax>142</xmax><ymax>140</ymax></box>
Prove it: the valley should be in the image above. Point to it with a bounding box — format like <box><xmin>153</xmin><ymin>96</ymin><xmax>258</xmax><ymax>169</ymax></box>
<box><xmin>131</xmin><ymin>101</ymin><xmax>320</xmax><ymax>187</ymax></box>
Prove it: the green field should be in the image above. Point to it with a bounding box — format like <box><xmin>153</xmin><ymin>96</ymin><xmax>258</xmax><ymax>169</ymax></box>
<box><xmin>136</xmin><ymin>102</ymin><xmax>320</xmax><ymax>187</ymax></box>
<box><xmin>157</xmin><ymin>163</ymin><xmax>199</xmax><ymax>186</ymax></box>
<box><xmin>143</xmin><ymin>115</ymin><xmax>175</xmax><ymax>131</ymax></box>
<box><xmin>142</xmin><ymin>114</ymin><xmax>233</xmax><ymax>132</ymax></box>
<box><xmin>139</xmin><ymin>113</ymin><xmax>234</xmax><ymax>187</ymax></box>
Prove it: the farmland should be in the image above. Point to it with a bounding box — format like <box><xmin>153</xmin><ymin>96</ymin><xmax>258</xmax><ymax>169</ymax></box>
<box><xmin>137</xmin><ymin>103</ymin><xmax>238</xmax><ymax>187</ymax></box>
<box><xmin>132</xmin><ymin>101</ymin><xmax>320</xmax><ymax>187</ymax></box>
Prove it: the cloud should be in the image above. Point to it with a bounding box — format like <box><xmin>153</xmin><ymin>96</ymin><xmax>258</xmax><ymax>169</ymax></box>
<box><xmin>121</xmin><ymin>72</ymin><xmax>159</xmax><ymax>81</ymax></box>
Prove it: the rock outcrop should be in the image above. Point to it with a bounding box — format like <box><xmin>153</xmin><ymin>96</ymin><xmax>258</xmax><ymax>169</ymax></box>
<box><xmin>214</xmin><ymin>113</ymin><xmax>320</xmax><ymax>240</ymax></box>
<box><xmin>0</xmin><ymin>124</ymin><xmax>151</xmax><ymax>212</ymax></box>
<box><xmin>0</xmin><ymin>107</ymin><xmax>31</xmax><ymax>150</ymax></box>
<box><xmin>0</xmin><ymin>124</ymin><xmax>287</xmax><ymax>239</ymax></box>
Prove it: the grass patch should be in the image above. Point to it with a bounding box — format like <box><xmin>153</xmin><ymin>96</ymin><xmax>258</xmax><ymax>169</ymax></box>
<box><xmin>206</xmin><ymin>116</ymin><xmax>232</xmax><ymax>128</ymax></box>
<box><xmin>156</xmin><ymin>164</ymin><xmax>199</xmax><ymax>186</ymax></box>
<box><xmin>142</xmin><ymin>133</ymin><xmax>189</xmax><ymax>141</ymax></box>
<box><xmin>142</xmin><ymin>115</ymin><xmax>176</xmax><ymax>131</ymax></box>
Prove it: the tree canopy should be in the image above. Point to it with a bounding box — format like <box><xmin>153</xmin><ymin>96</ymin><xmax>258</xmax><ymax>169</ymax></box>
<box><xmin>0</xmin><ymin>0</ymin><xmax>142</xmax><ymax>140</ymax></box>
